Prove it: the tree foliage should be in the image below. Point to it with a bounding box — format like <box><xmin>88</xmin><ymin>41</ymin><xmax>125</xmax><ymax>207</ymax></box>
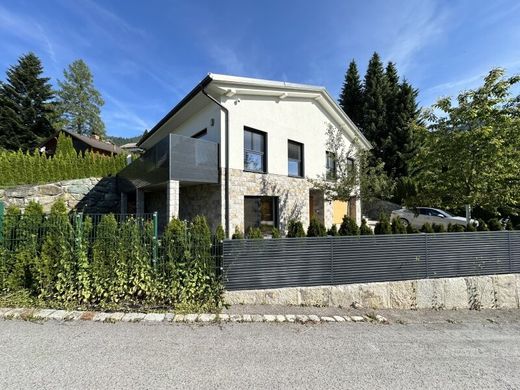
<box><xmin>409</xmin><ymin>68</ymin><xmax>520</xmax><ymax>214</ymax></box>
<box><xmin>339</xmin><ymin>60</ymin><xmax>363</xmax><ymax>127</ymax></box>
<box><xmin>0</xmin><ymin>53</ymin><xmax>55</xmax><ymax>151</ymax></box>
<box><xmin>56</xmin><ymin>59</ymin><xmax>105</xmax><ymax>137</ymax></box>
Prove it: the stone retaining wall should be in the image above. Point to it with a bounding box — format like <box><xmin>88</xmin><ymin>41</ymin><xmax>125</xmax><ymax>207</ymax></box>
<box><xmin>224</xmin><ymin>274</ymin><xmax>520</xmax><ymax>310</ymax></box>
<box><xmin>0</xmin><ymin>177</ymin><xmax>119</xmax><ymax>214</ymax></box>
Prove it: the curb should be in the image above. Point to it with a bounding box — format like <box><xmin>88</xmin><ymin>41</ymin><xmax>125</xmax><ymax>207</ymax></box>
<box><xmin>0</xmin><ymin>307</ymin><xmax>388</xmax><ymax>325</ymax></box>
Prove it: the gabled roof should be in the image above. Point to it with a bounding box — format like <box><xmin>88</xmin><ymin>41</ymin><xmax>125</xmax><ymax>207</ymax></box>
<box><xmin>137</xmin><ymin>73</ymin><xmax>371</xmax><ymax>149</ymax></box>
<box><xmin>41</xmin><ymin>129</ymin><xmax>122</xmax><ymax>154</ymax></box>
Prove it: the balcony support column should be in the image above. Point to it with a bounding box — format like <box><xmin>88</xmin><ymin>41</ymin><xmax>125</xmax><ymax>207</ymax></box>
<box><xmin>167</xmin><ymin>180</ymin><xmax>180</xmax><ymax>222</ymax></box>
<box><xmin>136</xmin><ymin>189</ymin><xmax>145</xmax><ymax>215</ymax></box>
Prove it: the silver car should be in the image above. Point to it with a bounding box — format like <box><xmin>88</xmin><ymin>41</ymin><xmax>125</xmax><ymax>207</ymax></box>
<box><xmin>391</xmin><ymin>207</ymin><xmax>473</xmax><ymax>229</ymax></box>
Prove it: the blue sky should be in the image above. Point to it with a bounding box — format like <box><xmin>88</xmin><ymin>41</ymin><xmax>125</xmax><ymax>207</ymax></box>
<box><xmin>1</xmin><ymin>0</ymin><xmax>519</xmax><ymax>137</ymax></box>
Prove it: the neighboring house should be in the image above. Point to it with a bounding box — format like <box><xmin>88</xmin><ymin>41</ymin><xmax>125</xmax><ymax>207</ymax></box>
<box><xmin>39</xmin><ymin>129</ymin><xmax>122</xmax><ymax>156</ymax></box>
<box><xmin>118</xmin><ymin>74</ymin><xmax>370</xmax><ymax>236</ymax></box>
<box><xmin>120</xmin><ymin>142</ymin><xmax>142</xmax><ymax>154</ymax></box>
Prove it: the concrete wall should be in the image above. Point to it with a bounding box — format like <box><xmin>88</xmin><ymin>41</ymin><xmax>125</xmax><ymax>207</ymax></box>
<box><xmin>0</xmin><ymin>177</ymin><xmax>119</xmax><ymax>214</ymax></box>
<box><xmin>225</xmin><ymin>274</ymin><xmax>520</xmax><ymax>310</ymax></box>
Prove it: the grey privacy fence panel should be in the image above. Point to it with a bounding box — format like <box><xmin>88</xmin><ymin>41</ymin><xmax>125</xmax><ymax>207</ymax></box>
<box><xmin>222</xmin><ymin>231</ymin><xmax>520</xmax><ymax>291</ymax></box>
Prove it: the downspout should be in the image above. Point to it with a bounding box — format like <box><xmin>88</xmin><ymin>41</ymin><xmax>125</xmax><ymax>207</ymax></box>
<box><xmin>202</xmin><ymin>88</ymin><xmax>230</xmax><ymax>238</ymax></box>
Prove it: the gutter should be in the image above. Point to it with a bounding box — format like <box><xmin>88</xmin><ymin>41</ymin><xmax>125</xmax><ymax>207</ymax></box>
<box><xmin>201</xmin><ymin>88</ymin><xmax>230</xmax><ymax>238</ymax></box>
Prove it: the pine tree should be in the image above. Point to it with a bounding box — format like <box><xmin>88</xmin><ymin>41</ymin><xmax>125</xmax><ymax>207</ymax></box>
<box><xmin>0</xmin><ymin>53</ymin><xmax>55</xmax><ymax>151</ymax></box>
<box><xmin>381</xmin><ymin>62</ymin><xmax>400</xmax><ymax>177</ymax></box>
<box><xmin>361</xmin><ymin>53</ymin><xmax>387</xmax><ymax>157</ymax></box>
<box><xmin>56</xmin><ymin>59</ymin><xmax>105</xmax><ymax>137</ymax></box>
<box><xmin>338</xmin><ymin>60</ymin><xmax>363</xmax><ymax>127</ymax></box>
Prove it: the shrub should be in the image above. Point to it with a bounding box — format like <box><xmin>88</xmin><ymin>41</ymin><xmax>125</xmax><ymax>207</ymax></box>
<box><xmin>465</xmin><ymin>223</ymin><xmax>477</xmax><ymax>232</ymax></box>
<box><xmin>339</xmin><ymin>216</ymin><xmax>359</xmax><ymax>236</ymax></box>
<box><xmin>406</xmin><ymin>224</ymin><xmax>420</xmax><ymax>234</ymax></box>
<box><xmin>246</xmin><ymin>227</ymin><xmax>263</xmax><ymax>239</ymax></box>
<box><xmin>432</xmin><ymin>223</ymin><xmax>446</xmax><ymax>233</ymax></box>
<box><xmin>476</xmin><ymin>219</ymin><xmax>489</xmax><ymax>231</ymax></box>
<box><xmin>231</xmin><ymin>226</ymin><xmax>244</xmax><ymax>239</ymax></box>
<box><xmin>360</xmin><ymin>219</ymin><xmax>373</xmax><ymax>235</ymax></box>
<box><xmin>271</xmin><ymin>227</ymin><xmax>281</xmax><ymax>238</ymax></box>
<box><xmin>327</xmin><ymin>225</ymin><xmax>338</xmax><ymax>236</ymax></box>
<box><xmin>0</xmin><ymin>133</ymin><xmax>127</xmax><ymax>187</ymax></box>
<box><xmin>448</xmin><ymin>224</ymin><xmax>465</xmax><ymax>232</ymax></box>
<box><xmin>505</xmin><ymin>220</ymin><xmax>513</xmax><ymax>231</ymax></box>
<box><xmin>374</xmin><ymin>214</ymin><xmax>392</xmax><ymax>235</ymax></box>
<box><xmin>287</xmin><ymin>219</ymin><xmax>305</xmax><ymax>238</ymax></box>
<box><xmin>391</xmin><ymin>218</ymin><xmax>407</xmax><ymax>234</ymax></box>
<box><xmin>307</xmin><ymin>217</ymin><xmax>327</xmax><ymax>237</ymax></box>
<box><xmin>420</xmin><ymin>223</ymin><xmax>434</xmax><ymax>233</ymax></box>
<box><xmin>214</xmin><ymin>225</ymin><xmax>225</xmax><ymax>242</ymax></box>
<box><xmin>487</xmin><ymin>218</ymin><xmax>502</xmax><ymax>231</ymax></box>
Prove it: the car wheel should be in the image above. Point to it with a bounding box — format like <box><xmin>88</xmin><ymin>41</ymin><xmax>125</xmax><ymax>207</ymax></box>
<box><xmin>400</xmin><ymin>218</ymin><xmax>409</xmax><ymax>227</ymax></box>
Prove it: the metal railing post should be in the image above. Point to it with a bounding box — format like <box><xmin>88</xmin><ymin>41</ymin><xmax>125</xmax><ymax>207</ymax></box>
<box><xmin>508</xmin><ymin>230</ymin><xmax>512</xmax><ymax>273</ymax></box>
<box><xmin>330</xmin><ymin>236</ymin><xmax>334</xmax><ymax>285</ymax></box>
<box><xmin>425</xmin><ymin>234</ymin><xmax>429</xmax><ymax>278</ymax></box>
<box><xmin>0</xmin><ymin>201</ymin><xmax>4</xmax><ymax>243</ymax></box>
<box><xmin>152</xmin><ymin>211</ymin><xmax>158</xmax><ymax>266</ymax></box>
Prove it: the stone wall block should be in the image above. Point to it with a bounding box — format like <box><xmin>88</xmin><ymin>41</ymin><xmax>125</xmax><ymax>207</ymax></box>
<box><xmin>443</xmin><ymin>277</ymin><xmax>469</xmax><ymax>309</ymax></box>
<box><xmin>330</xmin><ymin>284</ymin><xmax>361</xmax><ymax>308</ymax></box>
<box><xmin>358</xmin><ymin>282</ymin><xmax>390</xmax><ymax>309</ymax></box>
<box><xmin>298</xmin><ymin>286</ymin><xmax>331</xmax><ymax>306</ymax></box>
<box><xmin>388</xmin><ymin>280</ymin><xmax>416</xmax><ymax>309</ymax></box>
<box><xmin>416</xmin><ymin>278</ymin><xmax>446</xmax><ymax>309</ymax></box>
<box><xmin>465</xmin><ymin>276</ymin><xmax>495</xmax><ymax>309</ymax></box>
<box><xmin>492</xmin><ymin>274</ymin><xmax>519</xmax><ymax>309</ymax></box>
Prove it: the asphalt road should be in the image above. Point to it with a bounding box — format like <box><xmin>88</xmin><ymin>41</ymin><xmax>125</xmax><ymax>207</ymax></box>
<box><xmin>1</xmin><ymin>319</ymin><xmax>519</xmax><ymax>389</ymax></box>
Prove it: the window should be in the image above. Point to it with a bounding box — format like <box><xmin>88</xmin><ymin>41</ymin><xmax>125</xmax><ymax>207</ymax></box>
<box><xmin>244</xmin><ymin>127</ymin><xmax>266</xmax><ymax>172</ymax></box>
<box><xmin>192</xmin><ymin>129</ymin><xmax>207</xmax><ymax>139</ymax></box>
<box><xmin>326</xmin><ymin>152</ymin><xmax>336</xmax><ymax>180</ymax></box>
<box><xmin>288</xmin><ymin>140</ymin><xmax>303</xmax><ymax>177</ymax></box>
<box><xmin>244</xmin><ymin>196</ymin><xmax>279</xmax><ymax>234</ymax></box>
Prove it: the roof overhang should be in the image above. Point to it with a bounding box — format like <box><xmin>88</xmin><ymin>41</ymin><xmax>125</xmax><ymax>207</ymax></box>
<box><xmin>138</xmin><ymin>73</ymin><xmax>372</xmax><ymax>150</ymax></box>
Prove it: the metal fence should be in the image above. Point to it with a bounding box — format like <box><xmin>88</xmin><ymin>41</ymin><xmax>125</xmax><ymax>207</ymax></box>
<box><xmin>222</xmin><ymin>231</ymin><xmax>520</xmax><ymax>291</ymax></box>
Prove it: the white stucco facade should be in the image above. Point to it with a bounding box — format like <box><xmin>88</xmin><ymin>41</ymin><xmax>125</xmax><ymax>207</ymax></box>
<box><xmin>135</xmin><ymin>74</ymin><xmax>370</xmax><ymax>236</ymax></box>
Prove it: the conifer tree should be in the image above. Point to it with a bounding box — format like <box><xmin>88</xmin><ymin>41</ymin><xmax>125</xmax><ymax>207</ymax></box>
<box><xmin>0</xmin><ymin>53</ymin><xmax>55</xmax><ymax>151</ymax></box>
<box><xmin>56</xmin><ymin>59</ymin><xmax>105</xmax><ymax>137</ymax></box>
<box><xmin>338</xmin><ymin>60</ymin><xmax>364</xmax><ymax>127</ymax></box>
<box><xmin>361</xmin><ymin>52</ymin><xmax>387</xmax><ymax>155</ymax></box>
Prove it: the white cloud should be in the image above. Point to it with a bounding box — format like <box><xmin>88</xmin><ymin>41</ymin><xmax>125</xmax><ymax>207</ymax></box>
<box><xmin>208</xmin><ymin>45</ymin><xmax>247</xmax><ymax>76</ymax></box>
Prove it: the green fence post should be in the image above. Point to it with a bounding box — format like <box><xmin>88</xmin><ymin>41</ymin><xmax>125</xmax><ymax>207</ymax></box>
<box><xmin>152</xmin><ymin>211</ymin><xmax>158</xmax><ymax>265</ymax></box>
<box><xmin>0</xmin><ymin>201</ymin><xmax>4</xmax><ymax>243</ymax></box>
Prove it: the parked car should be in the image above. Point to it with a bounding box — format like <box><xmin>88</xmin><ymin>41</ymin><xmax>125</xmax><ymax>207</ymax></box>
<box><xmin>391</xmin><ymin>207</ymin><xmax>475</xmax><ymax>229</ymax></box>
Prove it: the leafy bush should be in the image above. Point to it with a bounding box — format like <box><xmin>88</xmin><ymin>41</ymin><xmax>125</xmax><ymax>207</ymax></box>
<box><xmin>420</xmin><ymin>223</ymin><xmax>434</xmax><ymax>233</ymax></box>
<box><xmin>432</xmin><ymin>223</ymin><xmax>446</xmax><ymax>233</ymax></box>
<box><xmin>327</xmin><ymin>225</ymin><xmax>338</xmax><ymax>236</ymax></box>
<box><xmin>476</xmin><ymin>219</ymin><xmax>489</xmax><ymax>231</ymax></box>
<box><xmin>406</xmin><ymin>224</ymin><xmax>420</xmax><ymax>234</ymax></box>
<box><xmin>214</xmin><ymin>225</ymin><xmax>225</xmax><ymax>242</ymax></box>
<box><xmin>339</xmin><ymin>216</ymin><xmax>359</xmax><ymax>236</ymax></box>
<box><xmin>271</xmin><ymin>227</ymin><xmax>281</xmax><ymax>238</ymax></box>
<box><xmin>0</xmin><ymin>204</ymin><xmax>223</xmax><ymax>311</ymax></box>
<box><xmin>246</xmin><ymin>227</ymin><xmax>263</xmax><ymax>239</ymax></box>
<box><xmin>505</xmin><ymin>220</ymin><xmax>513</xmax><ymax>231</ymax></box>
<box><xmin>374</xmin><ymin>214</ymin><xmax>392</xmax><ymax>235</ymax></box>
<box><xmin>307</xmin><ymin>217</ymin><xmax>327</xmax><ymax>237</ymax></box>
<box><xmin>360</xmin><ymin>219</ymin><xmax>373</xmax><ymax>235</ymax></box>
<box><xmin>391</xmin><ymin>218</ymin><xmax>407</xmax><ymax>234</ymax></box>
<box><xmin>0</xmin><ymin>133</ymin><xmax>126</xmax><ymax>187</ymax></box>
<box><xmin>448</xmin><ymin>223</ymin><xmax>465</xmax><ymax>232</ymax></box>
<box><xmin>466</xmin><ymin>223</ymin><xmax>477</xmax><ymax>232</ymax></box>
<box><xmin>231</xmin><ymin>226</ymin><xmax>244</xmax><ymax>239</ymax></box>
<box><xmin>287</xmin><ymin>219</ymin><xmax>305</xmax><ymax>238</ymax></box>
<box><xmin>487</xmin><ymin>218</ymin><xmax>502</xmax><ymax>231</ymax></box>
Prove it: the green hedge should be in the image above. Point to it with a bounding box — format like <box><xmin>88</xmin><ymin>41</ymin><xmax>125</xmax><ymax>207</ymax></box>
<box><xmin>0</xmin><ymin>133</ymin><xmax>127</xmax><ymax>187</ymax></box>
<box><xmin>0</xmin><ymin>200</ymin><xmax>223</xmax><ymax>311</ymax></box>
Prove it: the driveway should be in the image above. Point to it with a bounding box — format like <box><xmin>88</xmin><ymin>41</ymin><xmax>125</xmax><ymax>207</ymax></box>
<box><xmin>1</xmin><ymin>315</ymin><xmax>519</xmax><ymax>389</ymax></box>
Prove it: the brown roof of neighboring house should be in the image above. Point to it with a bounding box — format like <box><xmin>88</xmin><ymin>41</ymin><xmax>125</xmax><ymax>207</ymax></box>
<box><xmin>41</xmin><ymin>129</ymin><xmax>122</xmax><ymax>155</ymax></box>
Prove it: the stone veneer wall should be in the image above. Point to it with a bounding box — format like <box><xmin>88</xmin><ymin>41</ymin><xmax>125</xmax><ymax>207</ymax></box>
<box><xmin>224</xmin><ymin>274</ymin><xmax>520</xmax><ymax>310</ymax></box>
<box><xmin>180</xmin><ymin>183</ymin><xmax>223</xmax><ymax>232</ymax></box>
<box><xmin>0</xmin><ymin>177</ymin><xmax>119</xmax><ymax>214</ymax></box>
<box><xmin>228</xmin><ymin>168</ymin><xmax>333</xmax><ymax>234</ymax></box>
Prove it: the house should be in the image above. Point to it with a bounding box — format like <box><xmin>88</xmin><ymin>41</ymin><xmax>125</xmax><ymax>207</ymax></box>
<box><xmin>117</xmin><ymin>74</ymin><xmax>370</xmax><ymax>236</ymax></box>
<box><xmin>39</xmin><ymin>129</ymin><xmax>122</xmax><ymax>156</ymax></box>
